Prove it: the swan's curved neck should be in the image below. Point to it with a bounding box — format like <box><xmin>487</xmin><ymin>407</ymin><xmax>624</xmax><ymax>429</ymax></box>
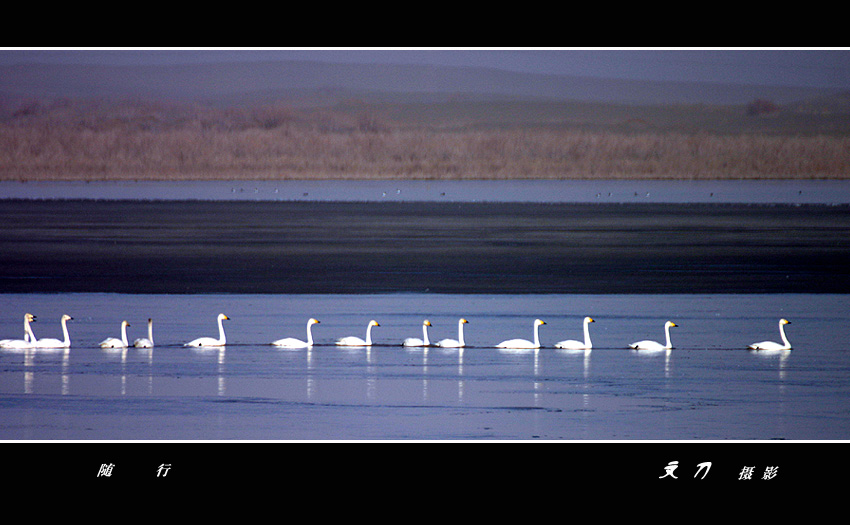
<box><xmin>533</xmin><ymin>322</ymin><xmax>541</xmax><ymax>347</ymax></box>
<box><xmin>422</xmin><ymin>324</ymin><xmax>430</xmax><ymax>346</ymax></box>
<box><xmin>664</xmin><ymin>324</ymin><xmax>673</xmax><ymax>349</ymax></box>
<box><xmin>120</xmin><ymin>323</ymin><xmax>128</xmax><ymax>347</ymax></box>
<box><xmin>25</xmin><ymin>318</ymin><xmax>37</xmax><ymax>343</ymax></box>
<box><xmin>61</xmin><ymin>318</ymin><xmax>70</xmax><ymax>345</ymax></box>
<box><xmin>365</xmin><ymin>323</ymin><xmax>373</xmax><ymax>346</ymax></box>
<box><xmin>217</xmin><ymin>317</ymin><xmax>227</xmax><ymax>344</ymax></box>
<box><xmin>306</xmin><ymin>321</ymin><xmax>314</xmax><ymax>345</ymax></box>
<box><xmin>148</xmin><ymin>321</ymin><xmax>154</xmax><ymax>344</ymax></box>
<box><xmin>457</xmin><ymin>321</ymin><xmax>465</xmax><ymax>346</ymax></box>
<box><xmin>583</xmin><ymin>320</ymin><xmax>592</xmax><ymax>347</ymax></box>
<box><xmin>779</xmin><ymin>322</ymin><xmax>790</xmax><ymax>348</ymax></box>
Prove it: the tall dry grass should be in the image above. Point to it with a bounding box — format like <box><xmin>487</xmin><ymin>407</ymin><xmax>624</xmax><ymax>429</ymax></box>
<box><xmin>1</xmin><ymin>98</ymin><xmax>849</xmax><ymax>180</ymax></box>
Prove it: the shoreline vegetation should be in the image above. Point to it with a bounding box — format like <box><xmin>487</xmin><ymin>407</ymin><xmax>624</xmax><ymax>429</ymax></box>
<box><xmin>1</xmin><ymin>96</ymin><xmax>849</xmax><ymax>181</ymax></box>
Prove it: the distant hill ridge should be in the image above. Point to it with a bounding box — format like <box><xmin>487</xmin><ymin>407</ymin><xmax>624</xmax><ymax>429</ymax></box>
<box><xmin>0</xmin><ymin>60</ymin><xmax>837</xmax><ymax>106</ymax></box>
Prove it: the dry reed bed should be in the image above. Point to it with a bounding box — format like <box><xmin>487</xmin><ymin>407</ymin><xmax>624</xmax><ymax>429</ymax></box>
<box><xmin>1</xmin><ymin>101</ymin><xmax>849</xmax><ymax>180</ymax></box>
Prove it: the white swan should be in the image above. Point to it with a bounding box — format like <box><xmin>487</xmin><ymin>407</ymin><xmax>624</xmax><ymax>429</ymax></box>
<box><xmin>100</xmin><ymin>320</ymin><xmax>130</xmax><ymax>348</ymax></box>
<box><xmin>0</xmin><ymin>313</ymin><xmax>37</xmax><ymax>349</ymax></box>
<box><xmin>555</xmin><ymin>316</ymin><xmax>595</xmax><ymax>350</ymax></box>
<box><xmin>497</xmin><ymin>318</ymin><xmax>546</xmax><ymax>349</ymax></box>
<box><xmin>629</xmin><ymin>321</ymin><xmax>677</xmax><ymax>351</ymax></box>
<box><xmin>402</xmin><ymin>319</ymin><xmax>432</xmax><ymax>347</ymax></box>
<box><xmin>34</xmin><ymin>314</ymin><xmax>73</xmax><ymax>348</ymax></box>
<box><xmin>273</xmin><ymin>318</ymin><xmax>320</xmax><ymax>348</ymax></box>
<box><xmin>435</xmin><ymin>318</ymin><xmax>468</xmax><ymax>348</ymax></box>
<box><xmin>134</xmin><ymin>318</ymin><xmax>154</xmax><ymax>348</ymax></box>
<box><xmin>185</xmin><ymin>313</ymin><xmax>229</xmax><ymax>347</ymax></box>
<box><xmin>749</xmin><ymin>318</ymin><xmax>792</xmax><ymax>351</ymax></box>
<box><xmin>336</xmin><ymin>319</ymin><xmax>379</xmax><ymax>346</ymax></box>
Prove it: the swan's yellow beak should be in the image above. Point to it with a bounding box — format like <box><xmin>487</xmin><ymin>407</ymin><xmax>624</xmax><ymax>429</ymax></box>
<box><xmin>425</xmin><ymin>320</ymin><xmax>432</xmax><ymax>326</ymax></box>
<box><xmin>589</xmin><ymin>318</ymin><xmax>595</xmax><ymax>323</ymax></box>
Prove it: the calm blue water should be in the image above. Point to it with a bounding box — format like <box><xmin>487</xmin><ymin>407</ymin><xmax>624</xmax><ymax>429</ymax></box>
<box><xmin>1</xmin><ymin>292</ymin><xmax>847</xmax><ymax>440</ymax></box>
<box><xmin>2</xmin><ymin>179</ymin><xmax>849</xmax><ymax>443</ymax></box>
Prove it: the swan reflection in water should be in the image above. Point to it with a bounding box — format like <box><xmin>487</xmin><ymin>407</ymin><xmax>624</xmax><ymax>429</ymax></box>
<box><xmin>403</xmin><ymin>333</ymin><xmax>432</xmax><ymax>401</ymax></box>
<box><xmin>101</xmin><ymin>346</ymin><xmax>129</xmax><ymax>395</ymax></box>
<box><xmin>555</xmin><ymin>317</ymin><xmax>596</xmax><ymax>382</ymax></box>
<box><xmin>183</xmin><ymin>313</ymin><xmax>230</xmax><ymax>395</ymax></box>
<box><xmin>751</xmin><ymin>347</ymin><xmax>791</xmax><ymax>380</ymax></box>
<box><xmin>189</xmin><ymin>345</ymin><xmax>227</xmax><ymax>396</ymax></box>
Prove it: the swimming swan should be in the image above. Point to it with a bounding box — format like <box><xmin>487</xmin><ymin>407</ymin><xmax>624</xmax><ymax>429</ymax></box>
<box><xmin>185</xmin><ymin>313</ymin><xmax>229</xmax><ymax>347</ymax></box>
<box><xmin>34</xmin><ymin>314</ymin><xmax>73</xmax><ymax>348</ymax></box>
<box><xmin>435</xmin><ymin>318</ymin><xmax>468</xmax><ymax>348</ymax></box>
<box><xmin>555</xmin><ymin>316</ymin><xmax>595</xmax><ymax>350</ymax></box>
<box><xmin>748</xmin><ymin>318</ymin><xmax>792</xmax><ymax>351</ymax></box>
<box><xmin>336</xmin><ymin>319</ymin><xmax>379</xmax><ymax>346</ymax></box>
<box><xmin>629</xmin><ymin>321</ymin><xmax>677</xmax><ymax>351</ymax></box>
<box><xmin>403</xmin><ymin>319</ymin><xmax>432</xmax><ymax>347</ymax></box>
<box><xmin>0</xmin><ymin>313</ymin><xmax>37</xmax><ymax>349</ymax></box>
<box><xmin>134</xmin><ymin>318</ymin><xmax>154</xmax><ymax>348</ymax></box>
<box><xmin>273</xmin><ymin>318</ymin><xmax>320</xmax><ymax>348</ymax></box>
<box><xmin>497</xmin><ymin>318</ymin><xmax>546</xmax><ymax>349</ymax></box>
<box><xmin>100</xmin><ymin>320</ymin><xmax>130</xmax><ymax>348</ymax></box>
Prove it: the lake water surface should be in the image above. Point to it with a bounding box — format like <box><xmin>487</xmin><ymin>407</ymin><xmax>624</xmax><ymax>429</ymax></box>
<box><xmin>1</xmin><ymin>179</ymin><xmax>848</xmax><ymax>451</ymax></box>
<box><xmin>4</xmin><ymin>178</ymin><xmax>850</xmax><ymax>204</ymax></box>
<box><xmin>1</xmin><ymin>292</ymin><xmax>847</xmax><ymax>441</ymax></box>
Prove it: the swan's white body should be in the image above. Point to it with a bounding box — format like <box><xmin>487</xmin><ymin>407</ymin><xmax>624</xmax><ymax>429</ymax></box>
<box><xmin>403</xmin><ymin>320</ymin><xmax>432</xmax><ymax>347</ymax></box>
<box><xmin>436</xmin><ymin>318</ymin><xmax>468</xmax><ymax>348</ymax></box>
<box><xmin>336</xmin><ymin>320</ymin><xmax>379</xmax><ymax>346</ymax></box>
<box><xmin>185</xmin><ymin>313</ymin><xmax>229</xmax><ymax>347</ymax></box>
<box><xmin>749</xmin><ymin>318</ymin><xmax>792</xmax><ymax>351</ymax></box>
<box><xmin>0</xmin><ymin>313</ymin><xmax>37</xmax><ymax>349</ymax></box>
<box><xmin>34</xmin><ymin>314</ymin><xmax>73</xmax><ymax>348</ymax></box>
<box><xmin>273</xmin><ymin>318</ymin><xmax>320</xmax><ymax>348</ymax></box>
<box><xmin>555</xmin><ymin>317</ymin><xmax>595</xmax><ymax>350</ymax></box>
<box><xmin>134</xmin><ymin>318</ymin><xmax>154</xmax><ymax>348</ymax></box>
<box><xmin>629</xmin><ymin>321</ymin><xmax>677</xmax><ymax>351</ymax></box>
<box><xmin>497</xmin><ymin>318</ymin><xmax>546</xmax><ymax>349</ymax></box>
<box><xmin>100</xmin><ymin>320</ymin><xmax>130</xmax><ymax>348</ymax></box>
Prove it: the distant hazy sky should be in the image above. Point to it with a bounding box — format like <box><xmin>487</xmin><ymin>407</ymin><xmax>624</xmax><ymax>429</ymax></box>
<box><xmin>1</xmin><ymin>47</ymin><xmax>848</xmax><ymax>89</ymax></box>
